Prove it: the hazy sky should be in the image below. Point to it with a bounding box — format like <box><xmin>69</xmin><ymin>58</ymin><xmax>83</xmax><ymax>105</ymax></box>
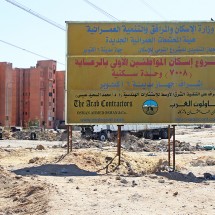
<box><xmin>1</xmin><ymin>0</ymin><xmax>214</xmax><ymax>71</ymax></box>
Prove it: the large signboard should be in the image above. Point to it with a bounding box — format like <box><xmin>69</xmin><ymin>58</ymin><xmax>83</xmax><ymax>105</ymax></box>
<box><xmin>66</xmin><ymin>22</ymin><xmax>215</xmax><ymax>124</ymax></box>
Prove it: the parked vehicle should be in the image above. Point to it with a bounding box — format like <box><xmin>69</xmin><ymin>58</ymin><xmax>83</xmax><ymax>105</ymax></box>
<box><xmin>0</xmin><ymin>126</ymin><xmax>3</xmax><ymax>132</ymax></box>
<box><xmin>55</xmin><ymin>120</ymin><xmax>66</xmax><ymax>130</ymax></box>
<box><xmin>10</xmin><ymin>126</ymin><xmax>22</xmax><ymax>132</ymax></box>
<box><xmin>0</xmin><ymin>126</ymin><xmax>3</xmax><ymax>140</ymax></box>
<box><xmin>80</xmin><ymin>124</ymin><xmax>173</xmax><ymax>141</ymax></box>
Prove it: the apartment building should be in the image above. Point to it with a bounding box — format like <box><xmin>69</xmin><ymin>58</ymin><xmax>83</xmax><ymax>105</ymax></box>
<box><xmin>56</xmin><ymin>70</ymin><xmax>65</xmax><ymax>121</ymax></box>
<box><xmin>0</xmin><ymin>62</ymin><xmax>17</xmax><ymax>127</ymax></box>
<box><xmin>0</xmin><ymin>60</ymin><xmax>65</xmax><ymax>129</ymax></box>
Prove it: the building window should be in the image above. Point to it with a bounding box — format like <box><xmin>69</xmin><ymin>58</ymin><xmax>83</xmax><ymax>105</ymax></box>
<box><xmin>49</xmin><ymin>72</ymin><xmax>52</xmax><ymax>79</ymax></box>
<box><xmin>53</xmin><ymin>108</ymin><xmax>55</xmax><ymax>112</ymax></box>
<box><xmin>25</xmin><ymin>112</ymin><xmax>27</xmax><ymax>115</ymax></box>
<box><xmin>49</xmin><ymin>92</ymin><xmax>52</xmax><ymax>97</ymax></box>
<box><xmin>53</xmin><ymin>89</ymin><xmax>55</xmax><ymax>93</ymax></box>
<box><xmin>41</xmin><ymin>101</ymin><xmax>43</xmax><ymax>106</ymax></box>
<box><xmin>53</xmin><ymin>98</ymin><xmax>55</xmax><ymax>103</ymax></box>
<box><xmin>49</xmin><ymin>121</ymin><xmax>51</xmax><ymax>126</ymax></box>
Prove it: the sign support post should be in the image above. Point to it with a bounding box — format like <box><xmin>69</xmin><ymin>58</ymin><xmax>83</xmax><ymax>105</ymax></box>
<box><xmin>172</xmin><ymin>125</ymin><xmax>176</xmax><ymax>171</ymax></box>
<box><xmin>168</xmin><ymin>125</ymin><xmax>171</xmax><ymax>166</ymax></box>
<box><xmin>117</xmin><ymin>125</ymin><xmax>122</xmax><ymax>165</ymax></box>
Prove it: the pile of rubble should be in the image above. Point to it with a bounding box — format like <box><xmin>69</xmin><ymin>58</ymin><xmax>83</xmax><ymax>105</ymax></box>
<box><xmin>60</xmin><ymin>134</ymin><xmax>199</xmax><ymax>153</ymax></box>
<box><xmin>2</xmin><ymin>129</ymin><xmax>67</xmax><ymax>141</ymax></box>
<box><xmin>1</xmin><ymin>130</ymin><xmax>206</xmax><ymax>153</ymax></box>
<box><xmin>190</xmin><ymin>156</ymin><xmax>215</xmax><ymax>167</ymax></box>
<box><xmin>120</xmin><ymin>135</ymin><xmax>197</xmax><ymax>152</ymax></box>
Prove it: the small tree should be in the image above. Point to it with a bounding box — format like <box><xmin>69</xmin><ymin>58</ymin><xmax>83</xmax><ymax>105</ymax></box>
<box><xmin>28</xmin><ymin>118</ymin><xmax>40</xmax><ymax>127</ymax></box>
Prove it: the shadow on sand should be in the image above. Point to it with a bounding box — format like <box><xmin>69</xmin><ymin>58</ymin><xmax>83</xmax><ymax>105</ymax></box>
<box><xmin>12</xmin><ymin>164</ymin><xmax>98</xmax><ymax>177</ymax></box>
<box><xmin>155</xmin><ymin>171</ymin><xmax>205</xmax><ymax>183</ymax></box>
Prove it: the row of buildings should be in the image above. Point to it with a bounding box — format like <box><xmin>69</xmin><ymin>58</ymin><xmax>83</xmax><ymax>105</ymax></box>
<box><xmin>0</xmin><ymin>60</ymin><xmax>65</xmax><ymax>129</ymax></box>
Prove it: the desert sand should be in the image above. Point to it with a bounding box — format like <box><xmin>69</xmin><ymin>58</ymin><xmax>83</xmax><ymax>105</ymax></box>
<box><xmin>0</xmin><ymin>125</ymin><xmax>215</xmax><ymax>215</ymax></box>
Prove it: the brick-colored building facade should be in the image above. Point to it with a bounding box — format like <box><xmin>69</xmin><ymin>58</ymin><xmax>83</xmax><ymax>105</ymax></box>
<box><xmin>0</xmin><ymin>60</ymin><xmax>65</xmax><ymax>129</ymax></box>
<box><xmin>0</xmin><ymin>62</ymin><xmax>17</xmax><ymax>127</ymax></box>
<box><xmin>56</xmin><ymin>71</ymin><xmax>65</xmax><ymax>121</ymax></box>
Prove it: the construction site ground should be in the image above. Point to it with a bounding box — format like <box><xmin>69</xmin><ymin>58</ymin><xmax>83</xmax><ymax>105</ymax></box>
<box><xmin>0</xmin><ymin>126</ymin><xmax>215</xmax><ymax>215</ymax></box>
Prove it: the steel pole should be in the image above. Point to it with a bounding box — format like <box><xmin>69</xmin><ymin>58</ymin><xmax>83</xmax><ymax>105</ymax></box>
<box><xmin>172</xmin><ymin>125</ymin><xmax>176</xmax><ymax>171</ymax></box>
<box><xmin>117</xmin><ymin>125</ymin><xmax>122</xmax><ymax>165</ymax></box>
<box><xmin>67</xmin><ymin>125</ymin><xmax>69</xmax><ymax>154</ymax></box>
<box><xmin>70</xmin><ymin>125</ymin><xmax>72</xmax><ymax>152</ymax></box>
<box><xmin>168</xmin><ymin>125</ymin><xmax>171</xmax><ymax>166</ymax></box>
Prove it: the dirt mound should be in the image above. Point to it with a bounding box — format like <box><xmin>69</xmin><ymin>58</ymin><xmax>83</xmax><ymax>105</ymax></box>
<box><xmin>0</xmin><ymin>166</ymin><xmax>50</xmax><ymax>215</ymax></box>
<box><xmin>0</xmin><ymin>148</ymin><xmax>8</xmax><ymax>159</ymax></box>
<box><xmin>190</xmin><ymin>156</ymin><xmax>215</xmax><ymax>166</ymax></box>
<box><xmin>59</xmin><ymin>149</ymin><xmax>172</xmax><ymax>176</ymax></box>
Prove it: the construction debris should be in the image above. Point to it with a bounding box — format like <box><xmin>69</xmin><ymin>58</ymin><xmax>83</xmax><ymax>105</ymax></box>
<box><xmin>0</xmin><ymin>129</ymin><xmax>208</xmax><ymax>153</ymax></box>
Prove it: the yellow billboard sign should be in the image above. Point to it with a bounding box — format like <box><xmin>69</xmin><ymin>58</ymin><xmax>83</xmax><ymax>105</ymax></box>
<box><xmin>66</xmin><ymin>22</ymin><xmax>215</xmax><ymax>124</ymax></box>
<box><xmin>68</xmin><ymin>89</ymin><xmax>215</xmax><ymax>124</ymax></box>
<box><xmin>67</xmin><ymin>22</ymin><xmax>215</xmax><ymax>56</ymax></box>
<box><xmin>67</xmin><ymin>56</ymin><xmax>214</xmax><ymax>90</ymax></box>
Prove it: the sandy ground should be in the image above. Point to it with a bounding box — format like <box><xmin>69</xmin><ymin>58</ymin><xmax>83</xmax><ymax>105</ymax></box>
<box><xmin>0</xmin><ymin>126</ymin><xmax>215</xmax><ymax>215</ymax></box>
